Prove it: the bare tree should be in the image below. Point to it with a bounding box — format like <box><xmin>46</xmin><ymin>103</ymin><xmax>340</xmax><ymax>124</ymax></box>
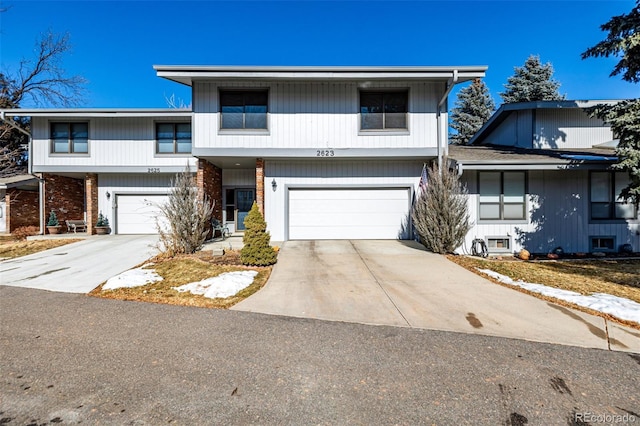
<box><xmin>412</xmin><ymin>162</ymin><xmax>471</xmax><ymax>254</ymax></box>
<box><xmin>156</xmin><ymin>167</ymin><xmax>215</xmax><ymax>256</ymax></box>
<box><xmin>1</xmin><ymin>30</ymin><xmax>86</xmax><ymax>176</ymax></box>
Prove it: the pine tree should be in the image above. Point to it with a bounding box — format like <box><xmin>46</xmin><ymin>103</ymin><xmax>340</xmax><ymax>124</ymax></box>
<box><xmin>582</xmin><ymin>2</ymin><xmax>640</xmax><ymax>205</ymax></box>
<box><xmin>450</xmin><ymin>79</ymin><xmax>495</xmax><ymax>145</ymax></box>
<box><xmin>240</xmin><ymin>202</ymin><xmax>277</xmax><ymax>266</ymax></box>
<box><xmin>500</xmin><ymin>55</ymin><xmax>565</xmax><ymax>103</ymax></box>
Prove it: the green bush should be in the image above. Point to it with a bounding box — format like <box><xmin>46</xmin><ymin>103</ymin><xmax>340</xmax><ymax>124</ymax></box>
<box><xmin>46</xmin><ymin>210</ymin><xmax>59</xmax><ymax>227</ymax></box>
<box><xmin>96</xmin><ymin>211</ymin><xmax>110</xmax><ymax>227</ymax></box>
<box><xmin>240</xmin><ymin>202</ymin><xmax>277</xmax><ymax>266</ymax></box>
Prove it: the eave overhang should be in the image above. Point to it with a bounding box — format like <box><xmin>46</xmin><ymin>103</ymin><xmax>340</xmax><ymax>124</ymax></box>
<box><xmin>153</xmin><ymin>65</ymin><xmax>488</xmax><ymax>86</ymax></box>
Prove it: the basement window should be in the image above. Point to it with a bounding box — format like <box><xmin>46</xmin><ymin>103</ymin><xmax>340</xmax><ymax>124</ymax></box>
<box><xmin>590</xmin><ymin>236</ymin><xmax>615</xmax><ymax>252</ymax></box>
<box><xmin>486</xmin><ymin>236</ymin><xmax>511</xmax><ymax>252</ymax></box>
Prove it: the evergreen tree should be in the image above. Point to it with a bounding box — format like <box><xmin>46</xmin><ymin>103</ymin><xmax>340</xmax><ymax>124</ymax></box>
<box><xmin>240</xmin><ymin>202</ymin><xmax>277</xmax><ymax>266</ymax></box>
<box><xmin>582</xmin><ymin>1</ymin><xmax>640</xmax><ymax>205</ymax></box>
<box><xmin>450</xmin><ymin>79</ymin><xmax>495</xmax><ymax>145</ymax></box>
<box><xmin>500</xmin><ymin>55</ymin><xmax>565</xmax><ymax>103</ymax></box>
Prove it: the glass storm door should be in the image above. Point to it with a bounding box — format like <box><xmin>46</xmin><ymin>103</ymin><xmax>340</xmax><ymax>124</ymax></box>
<box><xmin>235</xmin><ymin>189</ymin><xmax>255</xmax><ymax>231</ymax></box>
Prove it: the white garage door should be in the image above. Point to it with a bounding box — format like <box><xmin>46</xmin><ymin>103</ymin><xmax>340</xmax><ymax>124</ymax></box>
<box><xmin>288</xmin><ymin>188</ymin><xmax>411</xmax><ymax>240</ymax></box>
<box><xmin>116</xmin><ymin>194</ymin><xmax>168</xmax><ymax>234</ymax></box>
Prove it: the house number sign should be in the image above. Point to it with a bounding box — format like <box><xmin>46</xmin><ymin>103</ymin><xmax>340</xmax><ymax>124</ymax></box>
<box><xmin>316</xmin><ymin>149</ymin><xmax>335</xmax><ymax>157</ymax></box>
<box><xmin>147</xmin><ymin>167</ymin><xmax>161</xmax><ymax>173</ymax></box>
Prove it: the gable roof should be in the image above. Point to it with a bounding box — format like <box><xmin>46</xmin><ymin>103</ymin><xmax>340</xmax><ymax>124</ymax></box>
<box><xmin>468</xmin><ymin>100</ymin><xmax>621</xmax><ymax>146</ymax></box>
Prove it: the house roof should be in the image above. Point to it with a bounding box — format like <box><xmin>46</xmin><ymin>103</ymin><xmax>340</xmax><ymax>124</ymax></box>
<box><xmin>468</xmin><ymin>100</ymin><xmax>622</xmax><ymax>146</ymax></box>
<box><xmin>0</xmin><ymin>174</ymin><xmax>40</xmax><ymax>190</ymax></box>
<box><xmin>448</xmin><ymin>145</ymin><xmax>618</xmax><ymax>170</ymax></box>
<box><xmin>0</xmin><ymin>108</ymin><xmax>192</xmax><ymax>118</ymax></box>
<box><xmin>153</xmin><ymin>65</ymin><xmax>488</xmax><ymax>86</ymax></box>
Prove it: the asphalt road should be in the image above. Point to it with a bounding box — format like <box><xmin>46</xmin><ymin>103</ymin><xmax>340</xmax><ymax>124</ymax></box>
<box><xmin>1</xmin><ymin>285</ymin><xmax>638</xmax><ymax>425</ymax></box>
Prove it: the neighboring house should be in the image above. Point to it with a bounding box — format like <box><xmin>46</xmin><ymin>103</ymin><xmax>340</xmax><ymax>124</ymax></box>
<box><xmin>449</xmin><ymin>100</ymin><xmax>639</xmax><ymax>255</ymax></box>
<box><xmin>0</xmin><ymin>174</ymin><xmax>40</xmax><ymax>234</ymax></box>
<box><xmin>0</xmin><ymin>66</ymin><xmax>487</xmax><ymax>238</ymax></box>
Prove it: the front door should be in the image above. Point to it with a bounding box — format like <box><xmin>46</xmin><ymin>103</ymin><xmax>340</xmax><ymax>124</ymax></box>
<box><xmin>235</xmin><ymin>189</ymin><xmax>255</xmax><ymax>230</ymax></box>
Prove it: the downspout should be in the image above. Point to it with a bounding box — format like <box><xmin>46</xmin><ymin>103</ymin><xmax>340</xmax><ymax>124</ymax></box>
<box><xmin>437</xmin><ymin>69</ymin><xmax>459</xmax><ymax>171</ymax></box>
<box><xmin>0</xmin><ymin>111</ymin><xmax>43</xmax><ymax>234</ymax></box>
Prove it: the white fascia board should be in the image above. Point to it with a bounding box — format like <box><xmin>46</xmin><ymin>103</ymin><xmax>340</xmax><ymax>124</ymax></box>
<box><xmin>0</xmin><ymin>109</ymin><xmax>192</xmax><ymax>118</ymax></box>
<box><xmin>155</xmin><ymin>66</ymin><xmax>488</xmax><ymax>85</ymax></box>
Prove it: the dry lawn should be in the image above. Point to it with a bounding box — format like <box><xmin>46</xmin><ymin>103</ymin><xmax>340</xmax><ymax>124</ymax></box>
<box><xmin>90</xmin><ymin>250</ymin><xmax>272</xmax><ymax>309</ymax></box>
<box><xmin>448</xmin><ymin>255</ymin><xmax>640</xmax><ymax>305</ymax></box>
<box><xmin>0</xmin><ymin>239</ymin><xmax>83</xmax><ymax>260</ymax></box>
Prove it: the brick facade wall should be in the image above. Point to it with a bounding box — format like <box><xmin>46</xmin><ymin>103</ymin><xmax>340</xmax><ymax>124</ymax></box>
<box><xmin>85</xmin><ymin>173</ymin><xmax>98</xmax><ymax>235</ymax></box>
<box><xmin>196</xmin><ymin>159</ymin><xmax>222</xmax><ymax>221</ymax></box>
<box><xmin>6</xmin><ymin>190</ymin><xmax>39</xmax><ymax>232</ymax></box>
<box><xmin>43</xmin><ymin>174</ymin><xmax>85</xmax><ymax>234</ymax></box>
<box><xmin>256</xmin><ymin>158</ymin><xmax>265</xmax><ymax>215</ymax></box>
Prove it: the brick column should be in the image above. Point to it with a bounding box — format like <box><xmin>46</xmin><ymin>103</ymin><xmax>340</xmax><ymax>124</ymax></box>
<box><xmin>256</xmin><ymin>158</ymin><xmax>265</xmax><ymax>215</ymax></box>
<box><xmin>197</xmin><ymin>159</ymin><xmax>222</xmax><ymax>221</ymax></box>
<box><xmin>85</xmin><ymin>173</ymin><xmax>99</xmax><ymax>235</ymax></box>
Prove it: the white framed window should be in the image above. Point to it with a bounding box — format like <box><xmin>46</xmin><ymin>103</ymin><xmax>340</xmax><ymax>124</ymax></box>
<box><xmin>220</xmin><ymin>90</ymin><xmax>268</xmax><ymax>130</ymax></box>
<box><xmin>478</xmin><ymin>171</ymin><xmax>526</xmax><ymax>220</ymax></box>
<box><xmin>590</xmin><ymin>171</ymin><xmax>636</xmax><ymax>220</ymax></box>
<box><xmin>360</xmin><ymin>90</ymin><xmax>408</xmax><ymax>131</ymax></box>
<box><xmin>51</xmin><ymin>122</ymin><xmax>88</xmax><ymax>154</ymax></box>
<box><xmin>156</xmin><ymin>123</ymin><xmax>192</xmax><ymax>154</ymax></box>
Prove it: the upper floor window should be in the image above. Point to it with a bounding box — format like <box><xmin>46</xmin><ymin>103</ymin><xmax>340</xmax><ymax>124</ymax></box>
<box><xmin>360</xmin><ymin>91</ymin><xmax>408</xmax><ymax>131</ymax></box>
<box><xmin>220</xmin><ymin>90</ymin><xmax>268</xmax><ymax>130</ymax></box>
<box><xmin>51</xmin><ymin>122</ymin><xmax>88</xmax><ymax>154</ymax></box>
<box><xmin>479</xmin><ymin>171</ymin><xmax>526</xmax><ymax>220</ymax></box>
<box><xmin>590</xmin><ymin>171</ymin><xmax>636</xmax><ymax>220</ymax></box>
<box><xmin>156</xmin><ymin>123</ymin><xmax>192</xmax><ymax>154</ymax></box>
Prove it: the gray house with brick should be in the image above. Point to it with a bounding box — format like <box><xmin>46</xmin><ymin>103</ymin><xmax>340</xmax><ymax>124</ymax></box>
<box><xmin>1</xmin><ymin>65</ymin><xmax>487</xmax><ymax>238</ymax></box>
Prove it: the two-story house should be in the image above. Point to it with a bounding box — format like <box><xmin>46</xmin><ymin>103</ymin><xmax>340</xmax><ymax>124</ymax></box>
<box><xmin>1</xmin><ymin>66</ymin><xmax>487</xmax><ymax>239</ymax></box>
<box><xmin>449</xmin><ymin>100</ymin><xmax>639</xmax><ymax>255</ymax></box>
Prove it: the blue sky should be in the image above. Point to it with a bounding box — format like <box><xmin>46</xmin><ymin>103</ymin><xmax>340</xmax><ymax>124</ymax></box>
<box><xmin>0</xmin><ymin>0</ymin><xmax>638</xmax><ymax>108</ymax></box>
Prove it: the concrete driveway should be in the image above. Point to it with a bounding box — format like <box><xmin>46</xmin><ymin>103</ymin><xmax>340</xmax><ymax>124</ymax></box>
<box><xmin>233</xmin><ymin>240</ymin><xmax>640</xmax><ymax>352</ymax></box>
<box><xmin>0</xmin><ymin>235</ymin><xmax>158</xmax><ymax>293</ymax></box>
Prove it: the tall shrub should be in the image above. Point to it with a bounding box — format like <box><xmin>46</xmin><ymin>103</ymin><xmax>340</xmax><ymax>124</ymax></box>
<box><xmin>157</xmin><ymin>166</ymin><xmax>214</xmax><ymax>256</ymax></box>
<box><xmin>240</xmin><ymin>202</ymin><xmax>277</xmax><ymax>266</ymax></box>
<box><xmin>412</xmin><ymin>162</ymin><xmax>471</xmax><ymax>254</ymax></box>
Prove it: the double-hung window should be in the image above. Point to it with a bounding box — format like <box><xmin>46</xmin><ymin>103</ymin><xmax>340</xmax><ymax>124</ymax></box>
<box><xmin>590</xmin><ymin>171</ymin><xmax>636</xmax><ymax>220</ymax></box>
<box><xmin>479</xmin><ymin>171</ymin><xmax>526</xmax><ymax>220</ymax></box>
<box><xmin>156</xmin><ymin>123</ymin><xmax>192</xmax><ymax>154</ymax></box>
<box><xmin>360</xmin><ymin>91</ymin><xmax>408</xmax><ymax>131</ymax></box>
<box><xmin>51</xmin><ymin>122</ymin><xmax>88</xmax><ymax>154</ymax></box>
<box><xmin>220</xmin><ymin>90</ymin><xmax>268</xmax><ymax>130</ymax></box>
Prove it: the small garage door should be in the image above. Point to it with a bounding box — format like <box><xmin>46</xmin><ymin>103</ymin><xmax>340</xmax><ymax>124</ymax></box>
<box><xmin>116</xmin><ymin>194</ymin><xmax>168</xmax><ymax>234</ymax></box>
<box><xmin>288</xmin><ymin>188</ymin><xmax>411</xmax><ymax>240</ymax></box>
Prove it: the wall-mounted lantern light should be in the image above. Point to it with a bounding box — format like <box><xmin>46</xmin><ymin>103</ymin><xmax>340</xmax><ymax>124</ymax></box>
<box><xmin>106</xmin><ymin>191</ymin><xmax>111</xmax><ymax>200</ymax></box>
<box><xmin>271</xmin><ymin>179</ymin><xmax>277</xmax><ymax>192</ymax></box>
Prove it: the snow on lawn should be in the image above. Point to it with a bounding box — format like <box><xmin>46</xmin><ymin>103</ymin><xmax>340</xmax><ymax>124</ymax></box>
<box><xmin>103</xmin><ymin>267</ymin><xmax>163</xmax><ymax>290</ymax></box>
<box><xmin>173</xmin><ymin>270</ymin><xmax>258</xmax><ymax>299</ymax></box>
<box><xmin>478</xmin><ymin>269</ymin><xmax>640</xmax><ymax>324</ymax></box>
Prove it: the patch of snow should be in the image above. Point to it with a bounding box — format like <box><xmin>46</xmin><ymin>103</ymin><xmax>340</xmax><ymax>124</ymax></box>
<box><xmin>173</xmin><ymin>270</ymin><xmax>258</xmax><ymax>299</ymax></box>
<box><xmin>478</xmin><ymin>268</ymin><xmax>640</xmax><ymax>324</ymax></box>
<box><xmin>103</xmin><ymin>268</ymin><xmax>163</xmax><ymax>290</ymax></box>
